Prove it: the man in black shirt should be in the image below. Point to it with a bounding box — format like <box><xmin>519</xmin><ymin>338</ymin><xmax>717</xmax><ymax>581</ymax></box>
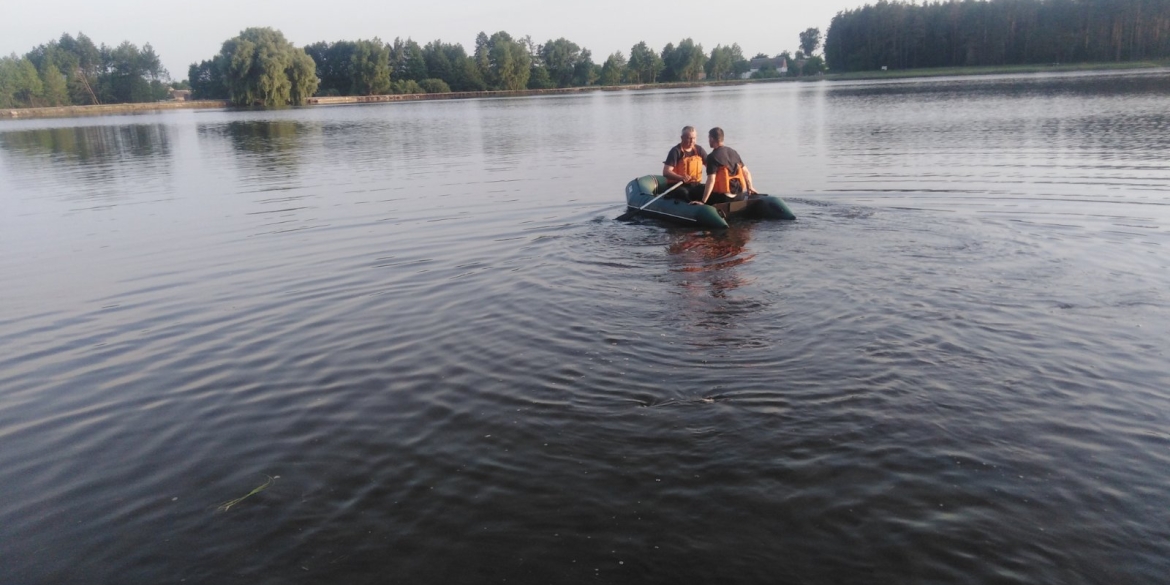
<box><xmin>694</xmin><ymin>127</ymin><xmax>757</xmax><ymax>206</ymax></box>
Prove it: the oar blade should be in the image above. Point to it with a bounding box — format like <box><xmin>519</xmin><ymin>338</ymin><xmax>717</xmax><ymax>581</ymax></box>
<box><xmin>615</xmin><ymin>208</ymin><xmax>638</xmax><ymax>221</ymax></box>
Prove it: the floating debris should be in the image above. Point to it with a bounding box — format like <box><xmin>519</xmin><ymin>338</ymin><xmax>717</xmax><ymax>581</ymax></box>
<box><xmin>217</xmin><ymin>475</ymin><xmax>278</xmax><ymax>513</ymax></box>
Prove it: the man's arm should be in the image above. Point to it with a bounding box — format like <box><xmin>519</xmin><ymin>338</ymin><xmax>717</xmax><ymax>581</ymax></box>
<box><xmin>742</xmin><ymin>165</ymin><xmax>757</xmax><ymax>194</ymax></box>
<box><xmin>691</xmin><ymin>174</ymin><xmax>716</xmax><ymax>205</ymax></box>
<box><xmin>663</xmin><ymin>163</ymin><xmax>688</xmax><ymax>183</ymax></box>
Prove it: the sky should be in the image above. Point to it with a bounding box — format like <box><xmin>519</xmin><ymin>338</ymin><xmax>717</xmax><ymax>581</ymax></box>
<box><xmin>3</xmin><ymin>0</ymin><xmax>873</xmax><ymax>80</ymax></box>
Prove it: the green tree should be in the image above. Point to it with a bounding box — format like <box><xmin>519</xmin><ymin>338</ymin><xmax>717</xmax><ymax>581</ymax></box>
<box><xmin>211</xmin><ymin>27</ymin><xmax>318</xmax><ymax>106</ymax></box>
<box><xmin>25</xmin><ymin>41</ymin><xmax>79</xmax><ymax>105</ymax></box>
<box><xmin>706</xmin><ymin>45</ymin><xmax>735</xmax><ymax>80</ymax></box>
<box><xmin>418</xmin><ymin>78</ymin><xmax>451</xmax><ymax>93</ymax></box>
<box><xmin>477</xmin><ymin>31</ymin><xmax>530</xmax><ymax>90</ymax></box>
<box><xmin>802</xmin><ymin>55</ymin><xmax>826</xmax><ymax>75</ymax></box>
<box><xmin>662</xmin><ymin>39</ymin><xmax>705</xmax><ymax>82</ymax></box>
<box><xmin>520</xmin><ymin>35</ymin><xmax>540</xmax><ymax>62</ymax></box>
<box><xmin>0</xmin><ymin>56</ymin><xmax>31</xmax><ymax>108</ymax></box>
<box><xmin>527</xmin><ymin>64</ymin><xmax>555</xmax><ymax>89</ymax></box>
<box><xmin>800</xmin><ymin>28</ymin><xmax>822</xmax><ymax>57</ymax></box>
<box><xmin>99</xmin><ymin>41</ymin><xmax>167</xmax><ymax>103</ymax></box>
<box><xmin>599</xmin><ymin>52</ymin><xmax>626</xmax><ymax>85</ymax></box>
<box><xmin>40</xmin><ymin>63</ymin><xmax>70</xmax><ymax>105</ymax></box>
<box><xmin>422</xmin><ymin>40</ymin><xmax>453</xmax><ymax>84</ymax></box>
<box><xmin>5</xmin><ymin>57</ymin><xmax>45</xmax><ymax>106</ymax></box>
<box><xmin>350</xmin><ymin>39</ymin><xmax>391</xmax><ymax>95</ymax></box>
<box><xmin>390</xmin><ymin>79</ymin><xmax>424</xmax><ymax>94</ymax></box>
<box><xmin>660</xmin><ymin>43</ymin><xmax>676</xmax><ymax>80</ymax></box>
<box><xmin>24</xmin><ymin>33</ymin><xmax>160</xmax><ymax>105</ymax></box>
<box><xmin>473</xmin><ymin>32</ymin><xmax>491</xmax><ymax>80</ymax></box>
<box><xmin>824</xmin><ymin>0</ymin><xmax>1170</xmax><ymax>72</ymax></box>
<box><xmin>626</xmin><ymin>41</ymin><xmax>664</xmax><ymax>83</ymax></box>
<box><xmin>188</xmin><ymin>59</ymin><xmax>228</xmax><ymax>99</ymax></box>
<box><xmin>0</xmin><ymin>57</ymin><xmax>14</xmax><ymax>108</ymax></box>
<box><xmin>12</xmin><ymin>32</ymin><xmax>181</xmax><ymax>107</ymax></box>
<box><xmin>571</xmin><ymin>49</ymin><xmax>598</xmax><ymax>86</ymax></box>
<box><xmin>457</xmin><ymin>53</ymin><xmax>488</xmax><ymax>91</ymax></box>
<box><xmin>305</xmin><ymin>41</ymin><xmax>355</xmax><ymax>96</ymax></box>
<box><xmin>58</xmin><ymin>33</ymin><xmax>102</xmax><ymax>104</ymax></box>
<box><xmin>540</xmin><ymin>38</ymin><xmax>585</xmax><ymax>87</ymax></box>
<box><xmin>287</xmin><ymin>50</ymin><xmax>318</xmax><ymax>105</ymax></box>
<box><xmin>149</xmin><ymin>79</ymin><xmax>170</xmax><ymax>101</ymax></box>
<box><xmin>422</xmin><ymin>40</ymin><xmax>484</xmax><ymax>91</ymax></box>
<box><xmin>730</xmin><ymin>44</ymin><xmax>750</xmax><ymax>78</ymax></box>
<box><xmin>399</xmin><ymin>39</ymin><xmax>428</xmax><ymax>82</ymax></box>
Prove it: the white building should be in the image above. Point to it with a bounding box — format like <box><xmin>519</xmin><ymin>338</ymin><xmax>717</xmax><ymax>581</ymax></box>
<box><xmin>741</xmin><ymin>57</ymin><xmax>788</xmax><ymax>79</ymax></box>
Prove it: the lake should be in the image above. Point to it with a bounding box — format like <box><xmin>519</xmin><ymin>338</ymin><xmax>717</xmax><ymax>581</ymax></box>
<box><xmin>1</xmin><ymin>70</ymin><xmax>1168</xmax><ymax>584</ymax></box>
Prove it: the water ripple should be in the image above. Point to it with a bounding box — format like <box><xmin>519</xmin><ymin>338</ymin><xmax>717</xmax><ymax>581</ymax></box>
<box><xmin>2</xmin><ymin>73</ymin><xmax>1170</xmax><ymax>584</ymax></box>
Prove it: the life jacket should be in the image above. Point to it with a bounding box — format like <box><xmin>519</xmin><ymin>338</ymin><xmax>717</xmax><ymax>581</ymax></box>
<box><xmin>669</xmin><ymin>146</ymin><xmax>705</xmax><ymax>184</ymax></box>
<box><xmin>712</xmin><ymin>161</ymin><xmax>746</xmax><ymax>195</ymax></box>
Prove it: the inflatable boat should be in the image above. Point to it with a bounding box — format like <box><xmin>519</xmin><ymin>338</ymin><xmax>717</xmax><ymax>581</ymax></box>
<box><xmin>624</xmin><ymin>175</ymin><xmax>796</xmax><ymax>229</ymax></box>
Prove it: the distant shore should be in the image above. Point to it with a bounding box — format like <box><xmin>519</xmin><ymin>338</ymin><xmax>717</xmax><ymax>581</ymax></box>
<box><xmin>4</xmin><ymin>61</ymin><xmax>1167</xmax><ymax>120</ymax></box>
<box><xmin>823</xmin><ymin>60</ymin><xmax>1170</xmax><ymax>81</ymax></box>
<box><xmin>0</xmin><ymin>80</ymin><xmax>758</xmax><ymax>120</ymax></box>
<box><xmin>2</xmin><ymin>100</ymin><xmax>232</xmax><ymax>120</ymax></box>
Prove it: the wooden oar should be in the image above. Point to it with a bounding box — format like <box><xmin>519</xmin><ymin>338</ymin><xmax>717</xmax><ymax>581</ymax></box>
<box><xmin>616</xmin><ymin>180</ymin><xmax>684</xmax><ymax>221</ymax></box>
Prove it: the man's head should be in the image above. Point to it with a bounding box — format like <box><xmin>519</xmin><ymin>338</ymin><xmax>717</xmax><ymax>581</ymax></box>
<box><xmin>680</xmin><ymin>126</ymin><xmax>697</xmax><ymax>148</ymax></box>
<box><xmin>708</xmin><ymin>127</ymin><xmax>724</xmax><ymax>148</ymax></box>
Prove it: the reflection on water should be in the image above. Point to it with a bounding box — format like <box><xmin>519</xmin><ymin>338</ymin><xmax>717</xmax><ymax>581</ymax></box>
<box><xmin>0</xmin><ymin>124</ymin><xmax>172</xmax><ymax>204</ymax></box>
<box><xmin>199</xmin><ymin>120</ymin><xmax>309</xmax><ymax>182</ymax></box>
<box><xmin>663</xmin><ymin>225</ymin><xmax>772</xmax><ymax>351</ymax></box>
<box><xmin>222</xmin><ymin>120</ymin><xmax>304</xmax><ymax>154</ymax></box>
<box><xmin>0</xmin><ymin>124</ymin><xmax>171</xmax><ymax>162</ymax></box>
<box><xmin>668</xmin><ymin>226</ymin><xmax>753</xmax><ymax>272</ymax></box>
<box><xmin>668</xmin><ymin>225</ymin><xmax>754</xmax><ymax>296</ymax></box>
<box><xmin>820</xmin><ymin>72</ymin><xmax>1170</xmax><ymax>206</ymax></box>
<box><xmin>1</xmin><ymin>71</ymin><xmax>1169</xmax><ymax>585</ymax></box>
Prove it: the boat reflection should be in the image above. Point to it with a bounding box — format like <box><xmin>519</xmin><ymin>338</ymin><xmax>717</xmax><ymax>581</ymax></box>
<box><xmin>666</xmin><ymin>224</ymin><xmax>755</xmax><ymax>299</ymax></box>
<box><xmin>664</xmin><ymin>224</ymin><xmax>772</xmax><ymax>349</ymax></box>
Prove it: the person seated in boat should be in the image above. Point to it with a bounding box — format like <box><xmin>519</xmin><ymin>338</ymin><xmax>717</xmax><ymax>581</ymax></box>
<box><xmin>662</xmin><ymin>126</ymin><xmax>708</xmax><ymax>201</ymax></box>
<box><xmin>692</xmin><ymin>127</ymin><xmax>757</xmax><ymax>206</ymax></box>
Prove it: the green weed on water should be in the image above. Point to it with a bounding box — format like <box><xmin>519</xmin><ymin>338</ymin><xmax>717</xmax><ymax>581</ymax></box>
<box><xmin>217</xmin><ymin>475</ymin><xmax>278</xmax><ymax>513</ymax></box>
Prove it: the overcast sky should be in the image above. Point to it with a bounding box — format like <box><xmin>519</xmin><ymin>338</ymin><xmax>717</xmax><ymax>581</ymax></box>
<box><xmin>4</xmin><ymin>0</ymin><xmax>872</xmax><ymax>79</ymax></box>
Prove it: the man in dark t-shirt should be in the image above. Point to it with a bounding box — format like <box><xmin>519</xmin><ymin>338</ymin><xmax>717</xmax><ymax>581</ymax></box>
<box><xmin>662</xmin><ymin>126</ymin><xmax>708</xmax><ymax>201</ymax></box>
<box><xmin>694</xmin><ymin>126</ymin><xmax>757</xmax><ymax>206</ymax></box>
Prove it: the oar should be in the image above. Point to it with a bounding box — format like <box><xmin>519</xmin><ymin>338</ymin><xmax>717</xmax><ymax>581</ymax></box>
<box><xmin>617</xmin><ymin>180</ymin><xmax>684</xmax><ymax>221</ymax></box>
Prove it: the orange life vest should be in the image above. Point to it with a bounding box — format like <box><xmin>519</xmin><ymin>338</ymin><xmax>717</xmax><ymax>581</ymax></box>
<box><xmin>712</xmin><ymin>162</ymin><xmax>746</xmax><ymax>195</ymax></box>
<box><xmin>669</xmin><ymin>147</ymin><xmax>705</xmax><ymax>184</ymax></box>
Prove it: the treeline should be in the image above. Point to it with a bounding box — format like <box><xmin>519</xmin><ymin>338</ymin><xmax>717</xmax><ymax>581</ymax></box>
<box><xmin>0</xmin><ymin>33</ymin><xmax>173</xmax><ymax>109</ymax></box>
<box><xmin>825</xmin><ymin>0</ymin><xmax>1170</xmax><ymax>72</ymax></box>
<box><xmin>4</xmin><ymin>27</ymin><xmax>816</xmax><ymax>109</ymax></box>
<box><xmin>189</xmin><ymin>28</ymin><xmax>820</xmax><ymax>105</ymax></box>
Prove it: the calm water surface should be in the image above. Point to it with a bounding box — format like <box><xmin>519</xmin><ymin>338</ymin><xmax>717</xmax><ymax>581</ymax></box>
<box><xmin>2</xmin><ymin>71</ymin><xmax>1169</xmax><ymax>584</ymax></box>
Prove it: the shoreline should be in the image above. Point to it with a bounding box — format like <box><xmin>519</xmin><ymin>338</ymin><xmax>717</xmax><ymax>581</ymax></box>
<box><xmin>0</xmin><ymin>79</ymin><xmax>772</xmax><ymax>120</ymax></box>
<box><xmin>2</xmin><ymin>100</ymin><xmax>232</xmax><ymax>120</ymax></box>
<box><xmin>302</xmin><ymin>79</ymin><xmax>759</xmax><ymax>106</ymax></box>
<box><xmin>4</xmin><ymin>61</ymin><xmax>1167</xmax><ymax>120</ymax></box>
<box><xmin>822</xmin><ymin>60</ymin><xmax>1170</xmax><ymax>81</ymax></box>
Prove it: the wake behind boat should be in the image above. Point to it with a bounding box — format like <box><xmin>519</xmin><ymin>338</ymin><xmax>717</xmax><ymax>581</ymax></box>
<box><xmin>623</xmin><ymin>175</ymin><xmax>797</xmax><ymax>229</ymax></box>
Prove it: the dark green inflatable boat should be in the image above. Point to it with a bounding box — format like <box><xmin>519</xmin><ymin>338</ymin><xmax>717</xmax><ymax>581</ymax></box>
<box><xmin>624</xmin><ymin>175</ymin><xmax>796</xmax><ymax>229</ymax></box>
